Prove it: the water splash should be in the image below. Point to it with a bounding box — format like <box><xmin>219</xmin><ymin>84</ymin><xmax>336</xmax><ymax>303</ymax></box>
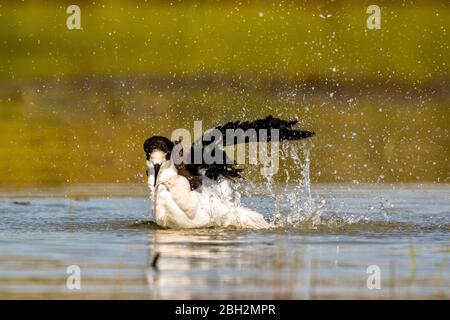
<box><xmin>289</xmin><ymin>140</ymin><xmax>321</xmax><ymax>227</ymax></box>
<box><xmin>231</xmin><ymin>139</ymin><xmax>395</xmax><ymax>231</ymax></box>
<box><xmin>262</xmin><ymin>139</ymin><xmax>325</xmax><ymax>228</ymax></box>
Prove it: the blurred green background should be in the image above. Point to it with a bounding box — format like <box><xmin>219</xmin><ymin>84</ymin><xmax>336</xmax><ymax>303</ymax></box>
<box><xmin>0</xmin><ymin>0</ymin><xmax>448</xmax><ymax>186</ymax></box>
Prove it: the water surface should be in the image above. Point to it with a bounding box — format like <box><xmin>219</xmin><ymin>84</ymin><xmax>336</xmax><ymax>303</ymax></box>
<box><xmin>0</xmin><ymin>184</ymin><xmax>449</xmax><ymax>299</ymax></box>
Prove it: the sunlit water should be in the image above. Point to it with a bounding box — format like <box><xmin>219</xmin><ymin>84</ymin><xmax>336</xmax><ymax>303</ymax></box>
<box><xmin>0</xmin><ymin>182</ymin><xmax>449</xmax><ymax>299</ymax></box>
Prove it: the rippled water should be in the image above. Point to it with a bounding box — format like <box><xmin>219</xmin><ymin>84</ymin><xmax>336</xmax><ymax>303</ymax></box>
<box><xmin>0</xmin><ymin>183</ymin><xmax>449</xmax><ymax>299</ymax></box>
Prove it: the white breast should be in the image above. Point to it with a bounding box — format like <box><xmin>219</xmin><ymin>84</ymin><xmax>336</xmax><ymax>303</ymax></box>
<box><xmin>149</xmin><ymin>166</ymin><xmax>269</xmax><ymax>229</ymax></box>
<box><xmin>153</xmin><ymin>184</ymin><xmax>212</xmax><ymax>229</ymax></box>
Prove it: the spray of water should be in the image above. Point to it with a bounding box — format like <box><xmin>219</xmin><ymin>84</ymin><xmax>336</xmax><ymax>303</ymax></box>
<box><xmin>236</xmin><ymin>138</ymin><xmax>323</xmax><ymax>228</ymax></box>
<box><xmin>276</xmin><ymin>140</ymin><xmax>322</xmax><ymax>228</ymax></box>
<box><xmin>202</xmin><ymin>139</ymin><xmax>406</xmax><ymax>231</ymax></box>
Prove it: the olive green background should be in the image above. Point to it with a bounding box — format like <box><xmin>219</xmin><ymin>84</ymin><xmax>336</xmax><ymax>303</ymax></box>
<box><xmin>0</xmin><ymin>0</ymin><xmax>448</xmax><ymax>186</ymax></box>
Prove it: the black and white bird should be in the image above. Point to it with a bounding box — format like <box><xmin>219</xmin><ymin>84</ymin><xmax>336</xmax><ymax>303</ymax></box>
<box><xmin>144</xmin><ymin>115</ymin><xmax>314</xmax><ymax>229</ymax></box>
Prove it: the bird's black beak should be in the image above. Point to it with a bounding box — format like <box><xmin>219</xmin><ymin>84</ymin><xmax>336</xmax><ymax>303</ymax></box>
<box><xmin>153</xmin><ymin>163</ymin><xmax>161</xmax><ymax>186</ymax></box>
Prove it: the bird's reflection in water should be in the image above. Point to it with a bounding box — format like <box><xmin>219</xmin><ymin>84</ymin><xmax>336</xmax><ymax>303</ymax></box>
<box><xmin>145</xmin><ymin>228</ymin><xmax>312</xmax><ymax>299</ymax></box>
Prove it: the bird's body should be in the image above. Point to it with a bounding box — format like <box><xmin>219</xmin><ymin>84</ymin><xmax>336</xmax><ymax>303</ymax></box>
<box><xmin>144</xmin><ymin>116</ymin><xmax>314</xmax><ymax>230</ymax></box>
<box><xmin>148</xmin><ymin>153</ymin><xmax>269</xmax><ymax>229</ymax></box>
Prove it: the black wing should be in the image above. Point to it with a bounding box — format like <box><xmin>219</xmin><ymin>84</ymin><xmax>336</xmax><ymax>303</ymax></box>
<box><xmin>216</xmin><ymin>115</ymin><xmax>314</xmax><ymax>144</ymax></box>
<box><xmin>182</xmin><ymin>115</ymin><xmax>314</xmax><ymax>187</ymax></box>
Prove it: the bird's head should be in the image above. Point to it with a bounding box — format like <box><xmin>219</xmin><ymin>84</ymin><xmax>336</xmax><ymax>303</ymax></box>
<box><xmin>144</xmin><ymin>136</ymin><xmax>175</xmax><ymax>187</ymax></box>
